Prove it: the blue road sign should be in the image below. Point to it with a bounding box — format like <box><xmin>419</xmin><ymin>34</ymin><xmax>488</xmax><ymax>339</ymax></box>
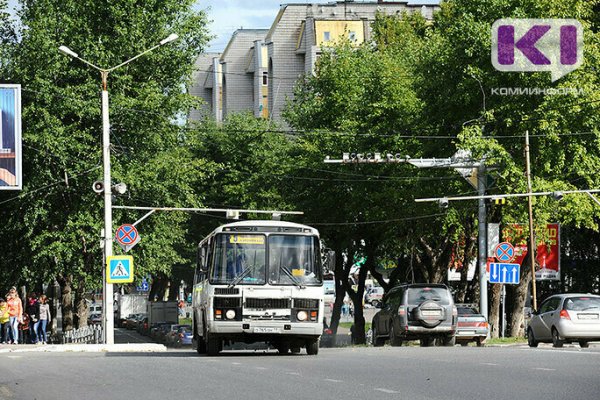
<box><xmin>137</xmin><ymin>278</ymin><xmax>149</xmax><ymax>292</ymax></box>
<box><xmin>107</xmin><ymin>255</ymin><xmax>134</xmax><ymax>284</ymax></box>
<box><xmin>489</xmin><ymin>262</ymin><xmax>520</xmax><ymax>284</ymax></box>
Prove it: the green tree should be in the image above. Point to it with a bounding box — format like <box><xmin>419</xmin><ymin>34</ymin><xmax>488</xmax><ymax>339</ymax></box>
<box><xmin>0</xmin><ymin>0</ymin><xmax>210</xmax><ymax>329</ymax></box>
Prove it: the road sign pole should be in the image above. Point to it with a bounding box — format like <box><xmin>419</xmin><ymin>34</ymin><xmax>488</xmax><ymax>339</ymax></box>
<box><xmin>501</xmin><ymin>285</ymin><xmax>506</xmax><ymax>338</ymax></box>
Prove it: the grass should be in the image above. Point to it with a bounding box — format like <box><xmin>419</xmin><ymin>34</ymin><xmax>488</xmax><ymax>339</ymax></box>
<box><xmin>485</xmin><ymin>337</ymin><xmax>527</xmax><ymax>345</ymax></box>
<box><xmin>338</xmin><ymin>322</ymin><xmax>371</xmax><ymax>332</ymax></box>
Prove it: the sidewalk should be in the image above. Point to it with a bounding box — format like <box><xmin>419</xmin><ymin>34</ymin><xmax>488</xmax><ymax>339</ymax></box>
<box><xmin>0</xmin><ymin>343</ymin><xmax>166</xmax><ymax>353</ymax></box>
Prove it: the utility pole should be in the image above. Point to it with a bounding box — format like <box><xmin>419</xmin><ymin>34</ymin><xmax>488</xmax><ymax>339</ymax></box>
<box><xmin>524</xmin><ymin>130</ymin><xmax>538</xmax><ymax>311</ymax></box>
<box><xmin>477</xmin><ymin>163</ymin><xmax>488</xmax><ymax>321</ymax></box>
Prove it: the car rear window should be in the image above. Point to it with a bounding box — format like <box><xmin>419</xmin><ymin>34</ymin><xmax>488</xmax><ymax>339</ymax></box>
<box><xmin>457</xmin><ymin>307</ymin><xmax>477</xmax><ymax>315</ymax></box>
<box><xmin>564</xmin><ymin>297</ymin><xmax>600</xmax><ymax>311</ymax></box>
<box><xmin>407</xmin><ymin>287</ymin><xmax>451</xmax><ymax>305</ymax></box>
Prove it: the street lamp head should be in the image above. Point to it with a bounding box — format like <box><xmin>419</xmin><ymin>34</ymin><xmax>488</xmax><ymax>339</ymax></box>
<box><xmin>58</xmin><ymin>45</ymin><xmax>78</xmax><ymax>59</ymax></box>
<box><xmin>159</xmin><ymin>33</ymin><xmax>179</xmax><ymax>45</ymax></box>
<box><xmin>552</xmin><ymin>191</ymin><xmax>564</xmax><ymax>201</ymax></box>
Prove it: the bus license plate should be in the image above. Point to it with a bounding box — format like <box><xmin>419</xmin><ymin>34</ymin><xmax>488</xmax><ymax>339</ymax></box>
<box><xmin>254</xmin><ymin>327</ymin><xmax>281</xmax><ymax>333</ymax></box>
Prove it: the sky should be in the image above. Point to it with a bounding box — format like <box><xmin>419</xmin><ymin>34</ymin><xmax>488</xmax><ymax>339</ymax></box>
<box><xmin>197</xmin><ymin>0</ymin><xmax>441</xmax><ymax>52</ymax></box>
<box><xmin>5</xmin><ymin>0</ymin><xmax>440</xmax><ymax>53</ymax></box>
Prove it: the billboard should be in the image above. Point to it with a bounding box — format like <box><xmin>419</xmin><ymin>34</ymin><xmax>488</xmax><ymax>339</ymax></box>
<box><xmin>0</xmin><ymin>84</ymin><xmax>22</xmax><ymax>190</ymax></box>
<box><xmin>502</xmin><ymin>223</ymin><xmax>560</xmax><ymax>281</ymax></box>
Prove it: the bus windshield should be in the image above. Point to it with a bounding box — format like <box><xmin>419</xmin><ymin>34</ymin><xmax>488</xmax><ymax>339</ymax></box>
<box><xmin>268</xmin><ymin>235</ymin><xmax>321</xmax><ymax>286</ymax></box>
<box><xmin>211</xmin><ymin>234</ymin><xmax>266</xmax><ymax>285</ymax></box>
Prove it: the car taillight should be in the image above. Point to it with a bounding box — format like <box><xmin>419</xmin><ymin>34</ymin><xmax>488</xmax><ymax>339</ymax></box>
<box><xmin>398</xmin><ymin>308</ymin><xmax>406</xmax><ymax>316</ymax></box>
<box><xmin>476</xmin><ymin>322</ymin><xmax>488</xmax><ymax>328</ymax></box>
<box><xmin>560</xmin><ymin>310</ymin><xmax>571</xmax><ymax>320</ymax></box>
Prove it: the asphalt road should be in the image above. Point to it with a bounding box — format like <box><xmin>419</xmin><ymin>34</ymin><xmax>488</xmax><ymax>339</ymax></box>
<box><xmin>1</xmin><ymin>344</ymin><xmax>599</xmax><ymax>400</ymax></box>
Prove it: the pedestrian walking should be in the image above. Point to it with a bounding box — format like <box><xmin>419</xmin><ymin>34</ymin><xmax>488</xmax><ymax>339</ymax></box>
<box><xmin>26</xmin><ymin>293</ymin><xmax>40</xmax><ymax>344</ymax></box>
<box><xmin>37</xmin><ymin>295</ymin><xmax>51</xmax><ymax>344</ymax></box>
<box><xmin>6</xmin><ymin>287</ymin><xmax>23</xmax><ymax>344</ymax></box>
<box><xmin>0</xmin><ymin>298</ymin><xmax>9</xmax><ymax>343</ymax></box>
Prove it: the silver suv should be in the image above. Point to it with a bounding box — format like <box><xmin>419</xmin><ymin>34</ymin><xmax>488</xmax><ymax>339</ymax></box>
<box><xmin>371</xmin><ymin>283</ymin><xmax>457</xmax><ymax>347</ymax></box>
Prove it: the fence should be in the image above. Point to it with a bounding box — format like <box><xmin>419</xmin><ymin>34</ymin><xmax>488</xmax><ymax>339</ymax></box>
<box><xmin>59</xmin><ymin>324</ymin><xmax>103</xmax><ymax>344</ymax></box>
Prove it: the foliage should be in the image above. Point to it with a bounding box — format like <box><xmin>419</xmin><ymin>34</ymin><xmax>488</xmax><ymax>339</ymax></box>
<box><xmin>0</xmin><ymin>0</ymin><xmax>211</xmax><ymax>300</ymax></box>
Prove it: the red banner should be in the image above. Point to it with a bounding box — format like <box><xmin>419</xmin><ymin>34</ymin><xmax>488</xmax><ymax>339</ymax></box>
<box><xmin>501</xmin><ymin>223</ymin><xmax>560</xmax><ymax>281</ymax></box>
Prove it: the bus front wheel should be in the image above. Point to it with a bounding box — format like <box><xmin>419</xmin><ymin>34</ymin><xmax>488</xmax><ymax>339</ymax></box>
<box><xmin>306</xmin><ymin>339</ymin><xmax>319</xmax><ymax>355</ymax></box>
<box><xmin>206</xmin><ymin>333</ymin><xmax>222</xmax><ymax>356</ymax></box>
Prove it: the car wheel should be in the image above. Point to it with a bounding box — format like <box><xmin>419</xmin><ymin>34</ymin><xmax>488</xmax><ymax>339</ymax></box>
<box><xmin>372</xmin><ymin>326</ymin><xmax>385</xmax><ymax>347</ymax></box>
<box><xmin>442</xmin><ymin>335</ymin><xmax>455</xmax><ymax>347</ymax></box>
<box><xmin>551</xmin><ymin>328</ymin><xmax>564</xmax><ymax>348</ymax></box>
<box><xmin>389</xmin><ymin>325</ymin><xmax>403</xmax><ymax>347</ymax></box>
<box><xmin>306</xmin><ymin>339</ymin><xmax>319</xmax><ymax>355</ymax></box>
<box><xmin>460</xmin><ymin>342</ymin><xmax>468</xmax><ymax>347</ymax></box>
<box><xmin>372</xmin><ymin>300</ymin><xmax>380</xmax><ymax>308</ymax></box>
<box><xmin>579</xmin><ymin>340</ymin><xmax>589</xmax><ymax>348</ymax></box>
<box><xmin>527</xmin><ymin>328</ymin><xmax>538</xmax><ymax>348</ymax></box>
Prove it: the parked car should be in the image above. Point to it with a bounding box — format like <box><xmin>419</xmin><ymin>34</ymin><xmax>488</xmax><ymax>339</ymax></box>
<box><xmin>371</xmin><ymin>283</ymin><xmax>457</xmax><ymax>347</ymax></box>
<box><xmin>165</xmin><ymin>325</ymin><xmax>193</xmax><ymax>347</ymax></box>
<box><xmin>122</xmin><ymin>313</ymin><xmax>141</xmax><ymax>329</ymax></box>
<box><xmin>88</xmin><ymin>313</ymin><xmax>102</xmax><ymax>325</ymax></box>
<box><xmin>455</xmin><ymin>304</ymin><xmax>488</xmax><ymax>346</ymax></box>
<box><xmin>364</xmin><ymin>286</ymin><xmax>384</xmax><ymax>307</ymax></box>
<box><xmin>528</xmin><ymin>293</ymin><xmax>600</xmax><ymax>348</ymax></box>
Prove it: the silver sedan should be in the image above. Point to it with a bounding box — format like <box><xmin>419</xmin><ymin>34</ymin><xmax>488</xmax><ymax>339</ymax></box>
<box><xmin>527</xmin><ymin>293</ymin><xmax>600</xmax><ymax>348</ymax></box>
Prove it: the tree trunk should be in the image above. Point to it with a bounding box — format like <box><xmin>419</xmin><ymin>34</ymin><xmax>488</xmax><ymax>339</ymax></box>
<box><xmin>60</xmin><ymin>275</ymin><xmax>74</xmax><ymax>332</ymax></box>
<box><xmin>328</xmin><ymin>243</ymin><xmax>348</xmax><ymax>347</ymax></box>
<box><xmin>489</xmin><ymin>284</ymin><xmax>502</xmax><ymax>338</ymax></box>
<box><xmin>75</xmin><ymin>283</ymin><xmax>88</xmax><ymax>329</ymax></box>
<box><xmin>508</xmin><ymin>261</ymin><xmax>533</xmax><ymax>337</ymax></box>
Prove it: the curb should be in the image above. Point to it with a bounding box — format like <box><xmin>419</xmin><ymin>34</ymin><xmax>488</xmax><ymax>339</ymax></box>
<box><xmin>0</xmin><ymin>343</ymin><xmax>167</xmax><ymax>353</ymax></box>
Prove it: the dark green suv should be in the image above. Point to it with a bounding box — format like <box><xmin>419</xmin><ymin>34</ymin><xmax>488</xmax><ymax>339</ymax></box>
<box><xmin>371</xmin><ymin>283</ymin><xmax>457</xmax><ymax>347</ymax></box>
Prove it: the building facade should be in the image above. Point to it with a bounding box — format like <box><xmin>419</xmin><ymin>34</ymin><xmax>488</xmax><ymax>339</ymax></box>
<box><xmin>190</xmin><ymin>1</ymin><xmax>439</xmax><ymax>124</ymax></box>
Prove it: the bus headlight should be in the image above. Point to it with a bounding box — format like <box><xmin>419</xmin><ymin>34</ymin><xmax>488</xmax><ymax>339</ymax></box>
<box><xmin>297</xmin><ymin>310</ymin><xmax>308</xmax><ymax>321</ymax></box>
<box><xmin>225</xmin><ymin>309</ymin><xmax>236</xmax><ymax>320</ymax></box>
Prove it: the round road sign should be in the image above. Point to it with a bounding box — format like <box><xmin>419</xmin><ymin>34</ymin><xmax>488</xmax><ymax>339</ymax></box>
<box><xmin>494</xmin><ymin>242</ymin><xmax>515</xmax><ymax>262</ymax></box>
<box><xmin>115</xmin><ymin>224</ymin><xmax>139</xmax><ymax>246</ymax></box>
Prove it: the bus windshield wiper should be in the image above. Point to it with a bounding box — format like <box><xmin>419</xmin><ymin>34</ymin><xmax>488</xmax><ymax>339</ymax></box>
<box><xmin>228</xmin><ymin>266</ymin><xmax>253</xmax><ymax>288</ymax></box>
<box><xmin>280</xmin><ymin>265</ymin><xmax>305</xmax><ymax>289</ymax></box>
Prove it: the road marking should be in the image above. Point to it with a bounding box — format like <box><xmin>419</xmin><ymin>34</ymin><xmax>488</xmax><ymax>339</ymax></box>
<box><xmin>481</xmin><ymin>362</ymin><xmax>499</xmax><ymax>366</ymax></box>
<box><xmin>286</xmin><ymin>372</ymin><xmax>301</xmax><ymax>376</ymax></box>
<box><xmin>255</xmin><ymin>367</ymin><xmax>268</xmax><ymax>370</ymax></box>
<box><xmin>533</xmin><ymin>368</ymin><xmax>556</xmax><ymax>371</ymax></box>
<box><xmin>232</xmin><ymin>362</ymin><xmax>242</xmax><ymax>365</ymax></box>
<box><xmin>375</xmin><ymin>388</ymin><xmax>399</xmax><ymax>394</ymax></box>
<box><xmin>324</xmin><ymin>379</ymin><xmax>343</xmax><ymax>383</ymax></box>
<box><xmin>6</xmin><ymin>356</ymin><xmax>21</xmax><ymax>359</ymax></box>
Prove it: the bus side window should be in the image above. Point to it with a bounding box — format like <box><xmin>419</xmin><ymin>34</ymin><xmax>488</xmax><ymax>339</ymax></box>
<box><xmin>196</xmin><ymin>242</ymin><xmax>209</xmax><ymax>283</ymax></box>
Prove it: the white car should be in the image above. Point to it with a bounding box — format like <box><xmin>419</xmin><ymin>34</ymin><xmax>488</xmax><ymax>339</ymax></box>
<box><xmin>364</xmin><ymin>287</ymin><xmax>384</xmax><ymax>307</ymax></box>
<box><xmin>528</xmin><ymin>293</ymin><xmax>600</xmax><ymax>348</ymax></box>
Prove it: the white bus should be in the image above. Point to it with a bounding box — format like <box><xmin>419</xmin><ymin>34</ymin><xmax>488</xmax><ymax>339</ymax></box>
<box><xmin>192</xmin><ymin>220</ymin><xmax>326</xmax><ymax>355</ymax></box>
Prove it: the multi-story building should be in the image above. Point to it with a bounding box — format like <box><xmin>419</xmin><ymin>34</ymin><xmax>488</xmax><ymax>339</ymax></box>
<box><xmin>190</xmin><ymin>1</ymin><xmax>439</xmax><ymax>124</ymax></box>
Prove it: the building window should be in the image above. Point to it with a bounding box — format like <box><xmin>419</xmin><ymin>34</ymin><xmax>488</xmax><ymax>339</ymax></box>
<box><xmin>323</xmin><ymin>31</ymin><xmax>330</xmax><ymax>42</ymax></box>
<box><xmin>262</xmin><ymin>71</ymin><xmax>268</xmax><ymax>86</ymax></box>
<box><xmin>348</xmin><ymin>31</ymin><xmax>356</xmax><ymax>42</ymax></box>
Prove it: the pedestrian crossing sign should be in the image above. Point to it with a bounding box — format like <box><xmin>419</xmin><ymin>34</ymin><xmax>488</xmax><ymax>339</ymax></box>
<box><xmin>106</xmin><ymin>255</ymin><xmax>134</xmax><ymax>283</ymax></box>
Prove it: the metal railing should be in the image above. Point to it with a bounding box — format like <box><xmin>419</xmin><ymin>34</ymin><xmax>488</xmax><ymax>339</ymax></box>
<box><xmin>60</xmin><ymin>325</ymin><xmax>103</xmax><ymax>344</ymax></box>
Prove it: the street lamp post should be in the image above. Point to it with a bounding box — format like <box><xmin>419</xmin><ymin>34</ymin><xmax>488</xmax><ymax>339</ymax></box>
<box><xmin>59</xmin><ymin>34</ymin><xmax>178</xmax><ymax>344</ymax></box>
